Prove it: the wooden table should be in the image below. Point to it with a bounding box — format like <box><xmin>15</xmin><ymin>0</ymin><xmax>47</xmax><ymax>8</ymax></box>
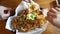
<box><xmin>0</xmin><ymin>0</ymin><xmax>60</xmax><ymax>34</ymax></box>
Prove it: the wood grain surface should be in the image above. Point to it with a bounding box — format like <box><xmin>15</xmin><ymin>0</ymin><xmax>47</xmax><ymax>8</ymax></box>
<box><xmin>0</xmin><ymin>0</ymin><xmax>60</xmax><ymax>34</ymax></box>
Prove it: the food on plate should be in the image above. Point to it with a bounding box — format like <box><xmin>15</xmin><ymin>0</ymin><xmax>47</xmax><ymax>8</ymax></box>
<box><xmin>11</xmin><ymin>9</ymin><xmax>46</xmax><ymax>32</ymax></box>
<box><xmin>11</xmin><ymin>1</ymin><xmax>46</xmax><ymax>32</ymax></box>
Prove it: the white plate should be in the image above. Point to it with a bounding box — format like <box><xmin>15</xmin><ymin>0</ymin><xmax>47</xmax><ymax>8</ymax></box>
<box><xmin>5</xmin><ymin>0</ymin><xmax>49</xmax><ymax>34</ymax></box>
<box><xmin>5</xmin><ymin>16</ymin><xmax>48</xmax><ymax>34</ymax></box>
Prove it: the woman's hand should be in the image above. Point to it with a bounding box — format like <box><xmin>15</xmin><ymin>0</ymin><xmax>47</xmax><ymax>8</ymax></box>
<box><xmin>46</xmin><ymin>8</ymin><xmax>60</xmax><ymax>28</ymax></box>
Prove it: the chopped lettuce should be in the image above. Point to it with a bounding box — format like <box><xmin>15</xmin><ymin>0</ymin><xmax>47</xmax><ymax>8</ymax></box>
<box><xmin>27</xmin><ymin>13</ymin><xmax>37</xmax><ymax>20</ymax></box>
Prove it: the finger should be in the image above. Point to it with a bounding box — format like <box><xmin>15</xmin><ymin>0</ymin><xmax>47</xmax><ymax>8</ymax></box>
<box><xmin>50</xmin><ymin>8</ymin><xmax>58</xmax><ymax>13</ymax></box>
<box><xmin>53</xmin><ymin>7</ymin><xmax>60</xmax><ymax>14</ymax></box>
<box><xmin>47</xmin><ymin>12</ymin><xmax>57</xmax><ymax>18</ymax></box>
<box><xmin>46</xmin><ymin>15</ymin><xmax>53</xmax><ymax>23</ymax></box>
<box><xmin>46</xmin><ymin>13</ymin><xmax>53</xmax><ymax>20</ymax></box>
<box><xmin>56</xmin><ymin>7</ymin><xmax>60</xmax><ymax>11</ymax></box>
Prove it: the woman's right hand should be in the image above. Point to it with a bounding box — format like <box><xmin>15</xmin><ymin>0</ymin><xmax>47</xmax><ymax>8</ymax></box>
<box><xmin>46</xmin><ymin>8</ymin><xmax>60</xmax><ymax>28</ymax></box>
